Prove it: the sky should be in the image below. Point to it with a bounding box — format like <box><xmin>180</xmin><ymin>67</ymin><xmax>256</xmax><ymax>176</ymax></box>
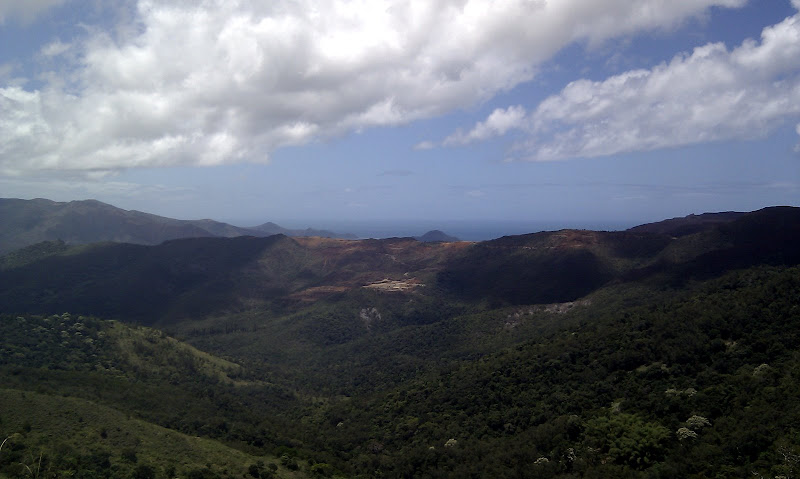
<box><xmin>1</xmin><ymin>0</ymin><xmax>799</xmax><ymax>236</ymax></box>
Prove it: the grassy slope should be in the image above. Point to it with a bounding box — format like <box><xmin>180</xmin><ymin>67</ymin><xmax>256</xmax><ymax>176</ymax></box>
<box><xmin>0</xmin><ymin>389</ymin><xmax>304</xmax><ymax>479</ymax></box>
<box><xmin>0</xmin><ymin>313</ymin><xmax>311</xmax><ymax>478</ymax></box>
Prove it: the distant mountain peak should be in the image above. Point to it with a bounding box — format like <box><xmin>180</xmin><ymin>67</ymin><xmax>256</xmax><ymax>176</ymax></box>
<box><xmin>415</xmin><ymin>230</ymin><xmax>460</xmax><ymax>242</ymax></box>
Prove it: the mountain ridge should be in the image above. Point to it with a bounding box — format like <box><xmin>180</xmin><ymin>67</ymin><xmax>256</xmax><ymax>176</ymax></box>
<box><xmin>627</xmin><ymin>210</ymin><xmax>746</xmax><ymax>236</ymax></box>
<box><xmin>1</xmin><ymin>206</ymin><xmax>797</xmax><ymax>324</ymax></box>
<box><xmin>0</xmin><ymin>197</ymin><xmax>355</xmax><ymax>254</ymax></box>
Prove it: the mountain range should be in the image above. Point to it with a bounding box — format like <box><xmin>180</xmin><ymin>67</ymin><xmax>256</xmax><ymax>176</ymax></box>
<box><xmin>0</xmin><ymin>197</ymin><xmax>356</xmax><ymax>254</ymax></box>
<box><xmin>0</xmin><ymin>203</ymin><xmax>799</xmax><ymax>478</ymax></box>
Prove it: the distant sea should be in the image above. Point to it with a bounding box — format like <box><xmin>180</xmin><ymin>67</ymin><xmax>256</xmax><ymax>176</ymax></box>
<box><xmin>261</xmin><ymin>219</ymin><xmax>642</xmax><ymax>242</ymax></box>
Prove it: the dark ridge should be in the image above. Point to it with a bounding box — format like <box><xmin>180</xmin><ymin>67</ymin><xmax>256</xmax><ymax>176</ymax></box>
<box><xmin>0</xmin><ymin>235</ymin><xmax>290</xmax><ymax>323</ymax></box>
<box><xmin>628</xmin><ymin>210</ymin><xmax>746</xmax><ymax>237</ymax></box>
<box><xmin>673</xmin><ymin>206</ymin><xmax>800</xmax><ymax>279</ymax></box>
<box><xmin>437</xmin><ymin>230</ymin><xmax>623</xmax><ymax>305</ymax></box>
<box><xmin>623</xmin><ymin>206</ymin><xmax>800</xmax><ymax>284</ymax></box>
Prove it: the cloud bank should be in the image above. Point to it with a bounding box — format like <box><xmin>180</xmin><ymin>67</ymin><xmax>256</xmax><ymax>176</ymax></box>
<box><xmin>441</xmin><ymin>3</ymin><xmax>800</xmax><ymax>161</ymax></box>
<box><xmin>0</xmin><ymin>0</ymin><xmax>745</xmax><ymax>175</ymax></box>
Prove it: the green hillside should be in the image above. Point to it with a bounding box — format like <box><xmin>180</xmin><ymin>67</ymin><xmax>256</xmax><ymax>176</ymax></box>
<box><xmin>0</xmin><ymin>313</ymin><xmax>317</xmax><ymax>478</ymax></box>
<box><xmin>0</xmin><ymin>389</ymin><xmax>303</xmax><ymax>479</ymax></box>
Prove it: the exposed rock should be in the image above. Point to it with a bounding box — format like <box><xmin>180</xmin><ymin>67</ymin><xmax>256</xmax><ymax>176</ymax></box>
<box><xmin>359</xmin><ymin>307</ymin><xmax>382</xmax><ymax>329</ymax></box>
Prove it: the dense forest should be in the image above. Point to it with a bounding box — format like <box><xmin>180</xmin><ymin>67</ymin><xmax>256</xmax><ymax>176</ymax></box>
<box><xmin>1</xmin><ymin>207</ymin><xmax>799</xmax><ymax>478</ymax></box>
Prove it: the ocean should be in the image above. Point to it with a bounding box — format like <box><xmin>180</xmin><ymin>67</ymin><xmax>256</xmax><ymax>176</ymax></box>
<box><xmin>293</xmin><ymin>219</ymin><xmax>642</xmax><ymax>241</ymax></box>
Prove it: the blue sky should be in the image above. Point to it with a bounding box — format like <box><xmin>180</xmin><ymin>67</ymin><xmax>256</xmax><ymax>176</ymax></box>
<box><xmin>1</xmin><ymin>0</ymin><xmax>798</xmax><ymax>235</ymax></box>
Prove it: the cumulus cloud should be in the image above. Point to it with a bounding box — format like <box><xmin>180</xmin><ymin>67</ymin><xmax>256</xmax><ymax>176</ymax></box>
<box><xmin>443</xmin><ymin>106</ymin><xmax>527</xmax><ymax>146</ymax></box>
<box><xmin>0</xmin><ymin>0</ymin><xmax>67</xmax><ymax>24</ymax></box>
<box><xmin>0</xmin><ymin>0</ymin><xmax>746</xmax><ymax>175</ymax></box>
<box><xmin>515</xmin><ymin>6</ymin><xmax>800</xmax><ymax>161</ymax></box>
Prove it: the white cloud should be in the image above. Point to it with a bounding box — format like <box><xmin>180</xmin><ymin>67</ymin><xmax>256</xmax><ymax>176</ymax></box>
<box><xmin>443</xmin><ymin>105</ymin><xmax>526</xmax><ymax>146</ymax></box>
<box><xmin>0</xmin><ymin>0</ymin><xmax>67</xmax><ymax>24</ymax></box>
<box><xmin>414</xmin><ymin>141</ymin><xmax>436</xmax><ymax>151</ymax></box>
<box><xmin>516</xmin><ymin>7</ymin><xmax>800</xmax><ymax>161</ymax></box>
<box><xmin>40</xmin><ymin>40</ymin><xmax>71</xmax><ymax>57</ymax></box>
<box><xmin>1</xmin><ymin>0</ymin><xmax>747</xmax><ymax>174</ymax></box>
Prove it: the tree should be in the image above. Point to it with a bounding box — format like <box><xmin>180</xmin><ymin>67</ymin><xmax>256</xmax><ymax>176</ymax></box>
<box><xmin>132</xmin><ymin>464</ymin><xmax>155</xmax><ymax>479</ymax></box>
<box><xmin>586</xmin><ymin>413</ymin><xmax>671</xmax><ymax>469</ymax></box>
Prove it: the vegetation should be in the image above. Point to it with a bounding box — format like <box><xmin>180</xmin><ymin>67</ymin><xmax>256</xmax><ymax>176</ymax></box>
<box><xmin>0</xmin><ymin>207</ymin><xmax>799</xmax><ymax>477</ymax></box>
<box><xmin>0</xmin><ymin>313</ymin><xmax>307</xmax><ymax>478</ymax></box>
<box><xmin>0</xmin><ymin>388</ymin><xmax>290</xmax><ymax>479</ymax></box>
<box><xmin>306</xmin><ymin>265</ymin><xmax>800</xmax><ymax>477</ymax></box>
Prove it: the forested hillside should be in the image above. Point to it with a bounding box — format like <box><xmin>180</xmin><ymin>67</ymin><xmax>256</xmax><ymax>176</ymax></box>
<box><xmin>1</xmin><ymin>207</ymin><xmax>798</xmax><ymax>478</ymax></box>
<box><xmin>0</xmin><ymin>313</ymin><xmax>309</xmax><ymax>478</ymax></box>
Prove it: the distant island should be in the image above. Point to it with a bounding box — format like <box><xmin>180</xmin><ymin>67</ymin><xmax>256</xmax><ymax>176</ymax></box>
<box><xmin>414</xmin><ymin>230</ymin><xmax>461</xmax><ymax>242</ymax></box>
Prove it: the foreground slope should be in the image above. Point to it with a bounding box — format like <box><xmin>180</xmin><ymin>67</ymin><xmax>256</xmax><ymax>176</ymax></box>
<box><xmin>0</xmin><ymin>313</ymin><xmax>309</xmax><ymax>478</ymax></box>
<box><xmin>0</xmin><ymin>390</ymin><xmax>297</xmax><ymax>479</ymax></box>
